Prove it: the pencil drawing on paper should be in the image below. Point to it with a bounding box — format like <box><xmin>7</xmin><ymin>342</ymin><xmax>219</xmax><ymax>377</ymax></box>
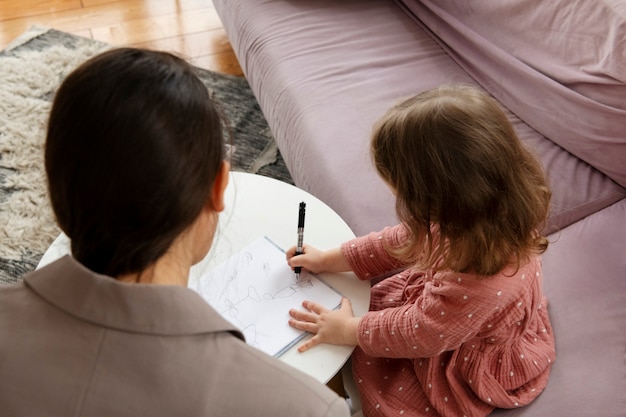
<box><xmin>264</xmin><ymin>276</ymin><xmax>314</xmax><ymax>300</ymax></box>
<box><xmin>189</xmin><ymin>236</ymin><xmax>342</xmax><ymax>357</ymax></box>
<box><xmin>222</xmin><ymin>285</ymin><xmax>262</xmax><ymax>318</ymax></box>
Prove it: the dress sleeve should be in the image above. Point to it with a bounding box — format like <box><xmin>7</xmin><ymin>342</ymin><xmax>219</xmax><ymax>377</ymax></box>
<box><xmin>340</xmin><ymin>225</ymin><xmax>411</xmax><ymax>281</ymax></box>
<box><xmin>356</xmin><ymin>272</ymin><xmax>508</xmax><ymax>358</ymax></box>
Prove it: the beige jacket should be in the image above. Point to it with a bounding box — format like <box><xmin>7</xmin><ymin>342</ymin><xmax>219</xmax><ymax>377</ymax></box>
<box><xmin>0</xmin><ymin>256</ymin><xmax>349</xmax><ymax>417</ymax></box>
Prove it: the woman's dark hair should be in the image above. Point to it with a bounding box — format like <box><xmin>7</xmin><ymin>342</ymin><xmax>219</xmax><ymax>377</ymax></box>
<box><xmin>45</xmin><ymin>48</ymin><xmax>225</xmax><ymax>278</ymax></box>
<box><xmin>371</xmin><ymin>84</ymin><xmax>551</xmax><ymax>276</ymax></box>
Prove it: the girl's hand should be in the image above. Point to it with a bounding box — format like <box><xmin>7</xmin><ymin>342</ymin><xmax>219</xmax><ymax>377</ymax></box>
<box><xmin>286</xmin><ymin>246</ymin><xmax>352</xmax><ymax>274</ymax></box>
<box><xmin>288</xmin><ymin>298</ymin><xmax>360</xmax><ymax>352</ymax></box>
<box><xmin>286</xmin><ymin>244</ymin><xmax>327</xmax><ymax>274</ymax></box>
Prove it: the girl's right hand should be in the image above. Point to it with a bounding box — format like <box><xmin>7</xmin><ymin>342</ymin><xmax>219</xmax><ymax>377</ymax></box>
<box><xmin>286</xmin><ymin>244</ymin><xmax>326</xmax><ymax>274</ymax></box>
<box><xmin>286</xmin><ymin>245</ymin><xmax>352</xmax><ymax>274</ymax></box>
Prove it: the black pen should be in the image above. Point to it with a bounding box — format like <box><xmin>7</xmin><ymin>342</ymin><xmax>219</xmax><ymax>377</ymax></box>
<box><xmin>294</xmin><ymin>201</ymin><xmax>306</xmax><ymax>281</ymax></box>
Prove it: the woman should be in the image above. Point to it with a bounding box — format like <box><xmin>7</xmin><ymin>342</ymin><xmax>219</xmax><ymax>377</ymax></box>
<box><xmin>0</xmin><ymin>48</ymin><xmax>349</xmax><ymax>417</ymax></box>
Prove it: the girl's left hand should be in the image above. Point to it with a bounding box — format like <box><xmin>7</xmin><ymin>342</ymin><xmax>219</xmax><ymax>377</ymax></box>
<box><xmin>288</xmin><ymin>297</ymin><xmax>360</xmax><ymax>352</ymax></box>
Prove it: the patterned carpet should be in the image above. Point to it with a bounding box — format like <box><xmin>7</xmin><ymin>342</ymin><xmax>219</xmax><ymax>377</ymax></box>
<box><xmin>0</xmin><ymin>27</ymin><xmax>292</xmax><ymax>284</ymax></box>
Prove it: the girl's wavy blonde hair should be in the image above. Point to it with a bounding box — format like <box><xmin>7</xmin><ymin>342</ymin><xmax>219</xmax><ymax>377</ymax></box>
<box><xmin>371</xmin><ymin>84</ymin><xmax>551</xmax><ymax>276</ymax></box>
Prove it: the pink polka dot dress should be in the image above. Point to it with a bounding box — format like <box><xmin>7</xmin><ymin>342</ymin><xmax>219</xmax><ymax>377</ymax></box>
<box><xmin>342</xmin><ymin>225</ymin><xmax>555</xmax><ymax>417</ymax></box>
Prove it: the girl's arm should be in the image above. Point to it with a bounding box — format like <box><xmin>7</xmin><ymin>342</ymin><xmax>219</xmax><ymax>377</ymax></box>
<box><xmin>287</xmin><ymin>283</ymin><xmax>481</xmax><ymax>355</ymax></box>
<box><xmin>356</xmin><ymin>272</ymin><xmax>522</xmax><ymax>358</ymax></box>
<box><xmin>342</xmin><ymin>225</ymin><xmax>411</xmax><ymax>280</ymax></box>
<box><xmin>287</xmin><ymin>225</ymin><xmax>411</xmax><ymax>278</ymax></box>
<box><xmin>286</xmin><ymin>245</ymin><xmax>351</xmax><ymax>273</ymax></box>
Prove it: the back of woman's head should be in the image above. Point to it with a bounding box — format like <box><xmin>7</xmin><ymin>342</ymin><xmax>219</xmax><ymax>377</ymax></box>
<box><xmin>45</xmin><ymin>48</ymin><xmax>225</xmax><ymax>277</ymax></box>
<box><xmin>371</xmin><ymin>84</ymin><xmax>551</xmax><ymax>276</ymax></box>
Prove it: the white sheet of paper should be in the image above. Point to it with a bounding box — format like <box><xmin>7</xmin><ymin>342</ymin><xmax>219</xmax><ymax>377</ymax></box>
<box><xmin>189</xmin><ymin>236</ymin><xmax>343</xmax><ymax>357</ymax></box>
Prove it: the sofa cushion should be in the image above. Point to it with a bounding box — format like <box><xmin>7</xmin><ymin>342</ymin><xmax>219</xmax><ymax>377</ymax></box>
<box><xmin>214</xmin><ymin>0</ymin><xmax>625</xmax><ymax>238</ymax></box>
<box><xmin>397</xmin><ymin>0</ymin><xmax>626</xmax><ymax>188</ymax></box>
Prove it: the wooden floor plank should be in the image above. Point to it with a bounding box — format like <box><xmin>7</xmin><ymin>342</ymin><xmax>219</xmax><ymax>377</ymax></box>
<box><xmin>1</xmin><ymin>1</ymin><xmax>211</xmax><ymax>38</ymax></box>
<box><xmin>0</xmin><ymin>0</ymin><xmax>242</xmax><ymax>75</ymax></box>
<box><xmin>91</xmin><ymin>8</ymin><xmax>223</xmax><ymax>46</ymax></box>
<box><xmin>131</xmin><ymin>28</ymin><xmax>233</xmax><ymax>60</ymax></box>
<box><xmin>0</xmin><ymin>0</ymin><xmax>81</xmax><ymax>21</ymax></box>
<box><xmin>192</xmin><ymin>51</ymin><xmax>245</xmax><ymax>77</ymax></box>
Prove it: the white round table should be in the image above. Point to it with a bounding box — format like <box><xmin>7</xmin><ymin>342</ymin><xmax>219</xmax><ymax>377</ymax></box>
<box><xmin>38</xmin><ymin>172</ymin><xmax>370</xmax><ymax>384</ymax></box>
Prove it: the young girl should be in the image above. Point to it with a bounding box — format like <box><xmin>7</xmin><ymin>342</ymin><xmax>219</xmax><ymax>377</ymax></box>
<box><xmin>287</xmin><ymin>84</ymin><xmax>556</xmax><ymax>417</ymax></box>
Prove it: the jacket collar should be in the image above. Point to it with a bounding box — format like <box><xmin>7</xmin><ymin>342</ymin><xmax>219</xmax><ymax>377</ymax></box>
<box><xmin>24</xmin><ymin>256</ymin><xmax>243</xmax><ymax>339</ymax></box>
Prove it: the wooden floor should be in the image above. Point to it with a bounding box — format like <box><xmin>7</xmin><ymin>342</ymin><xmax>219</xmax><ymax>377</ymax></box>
<box><xmin>0</xmin><ymin>0</ymin><xmax>243</xmax><ymax>76</ymax></box>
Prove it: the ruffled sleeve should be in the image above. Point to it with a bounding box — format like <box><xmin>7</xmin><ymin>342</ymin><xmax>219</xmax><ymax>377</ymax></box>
<box><xmin>356</xmin><ymin>263</ymin><xmax>538</xmax><ymax>359</ymax></box>
<box><xmin>341</xmin><ymin>224</ymin><xmax>411</xmax><ymax>281</ymax></box>
<box><xmin>356</xmin><ymin>271</ymin><xmax>494</xmax><ymax>358</ymax></box>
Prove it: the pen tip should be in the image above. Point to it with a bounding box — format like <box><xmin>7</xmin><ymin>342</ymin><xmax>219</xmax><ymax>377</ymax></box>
<box><xmin>295</xmin><ymin>273</ymin><xmax>300</xmax><ymax>281</ymax></box>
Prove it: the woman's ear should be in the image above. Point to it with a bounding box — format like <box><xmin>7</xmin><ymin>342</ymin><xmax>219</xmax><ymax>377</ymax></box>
<box><xmin>210</xmin><ymin>161</ymin><xmax>230</xmax><ymax>212</ymax></box>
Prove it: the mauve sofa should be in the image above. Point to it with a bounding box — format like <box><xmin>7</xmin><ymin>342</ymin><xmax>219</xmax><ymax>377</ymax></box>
<box><xmin>213</xmin><ymin>0</ymin><xmax>626</xmax><ymax>415</ymax></box>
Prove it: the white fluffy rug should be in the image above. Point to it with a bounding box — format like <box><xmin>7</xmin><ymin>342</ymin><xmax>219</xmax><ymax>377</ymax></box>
<box><xmin>0</xmin><ymin>27</ymin><xmax>109</xmax><ymax>281</ymax></box>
